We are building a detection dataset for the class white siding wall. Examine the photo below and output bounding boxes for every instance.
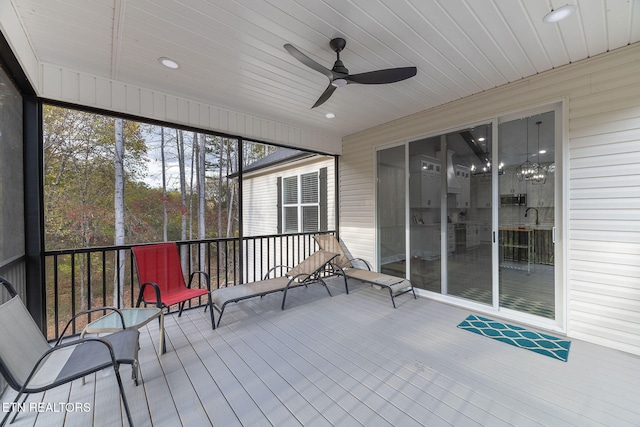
[243,157,335,236]
[341,43,640,356]
[243,171,279,238]
[243,157,335,281]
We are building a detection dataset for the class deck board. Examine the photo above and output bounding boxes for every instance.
[167,313,243,427]
[310,292,566,426]
[2,277,640,426]
[133,325,180,426]
[155,315,212,426]
[224,321,353,426]
[288,307,498,426]
[220,328,329,426]
[186,310,268,427]
[221,310,363,426]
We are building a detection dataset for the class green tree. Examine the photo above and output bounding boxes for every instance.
[44,106,146,311]
[44,106,147,250]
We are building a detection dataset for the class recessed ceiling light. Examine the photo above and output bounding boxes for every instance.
[158,57,180,69]
[325,113,336,119]
[478,137,486,142]
[539,149,547,154]
[543,5,577,23]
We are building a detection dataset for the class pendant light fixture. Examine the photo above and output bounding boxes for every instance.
[516,118,541,182]
[532,121,547,184]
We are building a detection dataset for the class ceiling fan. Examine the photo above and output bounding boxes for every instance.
[284,38,417,108]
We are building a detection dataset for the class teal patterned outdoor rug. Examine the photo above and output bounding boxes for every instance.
[457,314,571,362]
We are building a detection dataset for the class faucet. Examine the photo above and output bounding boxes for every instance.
[525,207,539,225]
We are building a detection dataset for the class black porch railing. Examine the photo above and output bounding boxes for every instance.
[43,231,334,340]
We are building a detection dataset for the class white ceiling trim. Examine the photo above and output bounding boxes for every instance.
[38,61,342,154]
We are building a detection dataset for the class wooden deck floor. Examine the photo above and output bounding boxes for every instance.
[3,278,640,426]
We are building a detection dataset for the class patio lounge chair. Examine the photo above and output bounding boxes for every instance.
[0,277,138,426]
[132,242,215,329]
[314,235,417,308]
[211,250,338,327]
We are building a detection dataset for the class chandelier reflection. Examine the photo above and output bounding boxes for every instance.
[516,118,544,182]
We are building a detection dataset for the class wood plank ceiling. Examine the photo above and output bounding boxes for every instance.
[8,0,640,138]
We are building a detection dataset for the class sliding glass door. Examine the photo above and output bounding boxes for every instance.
[443,125,494,303]
[407,125,493,304]
[377,145,406,278]
[497,112,556,318]
[376,107,560,323]
[407,136,441,292]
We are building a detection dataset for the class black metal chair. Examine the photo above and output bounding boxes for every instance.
[0,277,138,426]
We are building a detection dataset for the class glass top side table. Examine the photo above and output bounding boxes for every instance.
[82,307,165,355]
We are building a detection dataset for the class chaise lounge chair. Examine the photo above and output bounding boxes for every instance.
[211,250,338,327]
[314,235,417,308]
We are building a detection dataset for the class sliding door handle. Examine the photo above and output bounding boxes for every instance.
[552,227,557,243]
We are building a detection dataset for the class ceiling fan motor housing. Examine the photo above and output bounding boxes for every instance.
[332,59,348,75]
[330,38,348,74]
[329,38,346,53]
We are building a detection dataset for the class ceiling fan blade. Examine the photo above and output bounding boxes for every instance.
[312,84,337,108]
[346,67,417,85]
[284,44,334,80]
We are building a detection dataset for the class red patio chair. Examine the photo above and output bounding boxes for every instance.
[132,242,215,329]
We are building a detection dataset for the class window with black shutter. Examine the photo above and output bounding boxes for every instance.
[279,168,327,233]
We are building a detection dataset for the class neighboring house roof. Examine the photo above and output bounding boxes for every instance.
[233,148,315,177]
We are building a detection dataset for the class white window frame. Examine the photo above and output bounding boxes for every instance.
[282,172,320,233]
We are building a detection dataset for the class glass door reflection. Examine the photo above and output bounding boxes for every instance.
[377,145,406,278]
[498,112,555,319]
[408,136,442,292]
[407,124,493,303]
[444,125,493,304]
